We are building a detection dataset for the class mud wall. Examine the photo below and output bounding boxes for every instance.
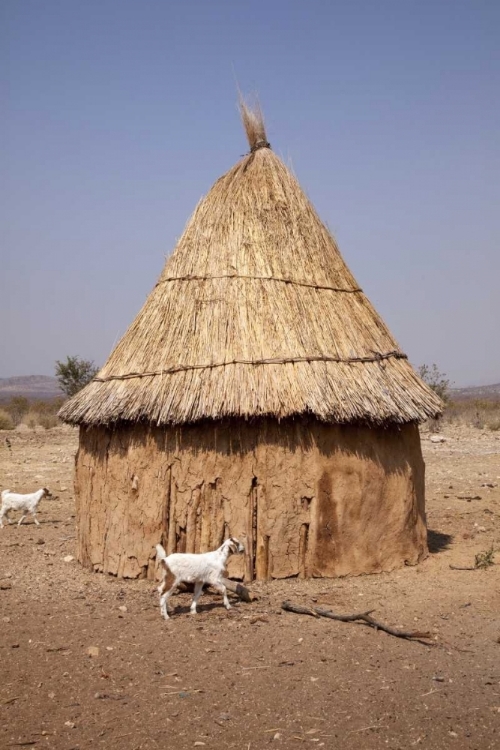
[74,419,427,580]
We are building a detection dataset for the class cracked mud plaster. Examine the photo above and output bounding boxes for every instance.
[74,420,427,580]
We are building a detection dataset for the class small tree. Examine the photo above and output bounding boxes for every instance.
[55,356,98,398]
[417,364,451,404]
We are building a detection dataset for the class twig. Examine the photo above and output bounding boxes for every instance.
[221,577,258,602]
[350,725,388,734]
[282,601,433,643]
[449,565,476,571]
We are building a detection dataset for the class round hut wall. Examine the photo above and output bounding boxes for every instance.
[75,418,427,580]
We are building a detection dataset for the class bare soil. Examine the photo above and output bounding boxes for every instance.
[1,425,499,750]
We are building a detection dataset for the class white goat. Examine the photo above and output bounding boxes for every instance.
[0,488,52,528]
[156,537,245,620]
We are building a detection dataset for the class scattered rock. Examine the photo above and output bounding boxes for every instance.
[64,721,76,729]
[35,538,45,545]
[118,605,127,613]
[430,435,447,443]
[86,646,100,658]
[63,555,74,563]
[0,581,12,590]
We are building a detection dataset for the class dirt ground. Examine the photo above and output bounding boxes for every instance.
[1,425,499,750]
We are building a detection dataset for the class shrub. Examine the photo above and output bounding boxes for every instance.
[0,408,14,430]
[5,396,30,425]
[22,410,60,430]
[475,546,495,569]
[417,364,451,403]
[443,398,500,429]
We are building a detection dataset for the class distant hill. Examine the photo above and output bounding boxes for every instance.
[0,375,64,402]
[1,374,498,404]
[450,383,500,401]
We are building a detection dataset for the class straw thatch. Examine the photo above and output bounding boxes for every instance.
[60,104,442,427]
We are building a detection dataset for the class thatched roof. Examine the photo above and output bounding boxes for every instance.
[60,103,442,427]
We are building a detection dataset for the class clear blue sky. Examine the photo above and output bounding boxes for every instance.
[2,0,499,387]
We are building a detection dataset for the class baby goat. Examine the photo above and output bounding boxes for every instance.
[0,488,52,528]
[156,537,245,620]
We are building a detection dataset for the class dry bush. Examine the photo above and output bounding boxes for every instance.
[443,399,500,431]
[3,396,30,425]
[2,397,64,430]
[0,408,14,430]
[24,411,60,429]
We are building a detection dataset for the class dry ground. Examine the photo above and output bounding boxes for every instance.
[0,425,499,750]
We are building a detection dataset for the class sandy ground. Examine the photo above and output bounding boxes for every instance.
[0,424,499,750]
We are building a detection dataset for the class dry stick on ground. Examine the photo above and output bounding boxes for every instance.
[220,577,258,602]
[449,564,477,571]
[176,578,257,603]
[281,601,433,643]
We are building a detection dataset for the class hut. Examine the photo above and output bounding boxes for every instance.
[60,103,442,581]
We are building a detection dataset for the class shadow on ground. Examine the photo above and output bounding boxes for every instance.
[427,528,453,553]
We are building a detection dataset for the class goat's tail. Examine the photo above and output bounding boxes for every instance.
[156,543,167,561]
[1,490,10,501]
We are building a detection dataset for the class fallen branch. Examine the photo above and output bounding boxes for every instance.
[281,601,433,642]
[176,579,257,602]
[221,577,258,603]
[449,565,476,571]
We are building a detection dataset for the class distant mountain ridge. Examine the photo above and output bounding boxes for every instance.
[0,374,498,403]
[450,383,500,401]
[0,375,64,401]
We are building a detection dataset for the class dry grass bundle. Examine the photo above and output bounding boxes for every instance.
[239,96,269,150]
[60,103,442,427]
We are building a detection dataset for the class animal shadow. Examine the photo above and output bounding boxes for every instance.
[427,528,453,553]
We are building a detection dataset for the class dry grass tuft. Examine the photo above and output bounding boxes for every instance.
[239,96,269,151]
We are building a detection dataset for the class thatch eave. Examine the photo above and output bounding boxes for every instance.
[58,356,443,428]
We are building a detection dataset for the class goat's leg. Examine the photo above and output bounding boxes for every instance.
[18,514,26,526]
[212,581,232,610]
[159,577,180,620]
[190,581,204,615]
[32,512,40,526]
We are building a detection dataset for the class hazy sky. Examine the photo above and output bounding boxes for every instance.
[2,1,499,387]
